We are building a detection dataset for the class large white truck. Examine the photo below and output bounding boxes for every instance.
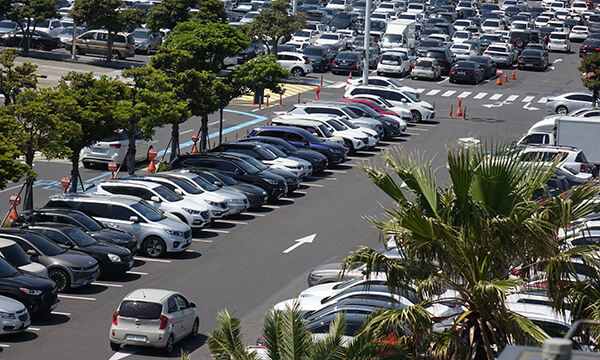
[519,116,600,164]
[382,19,416,49]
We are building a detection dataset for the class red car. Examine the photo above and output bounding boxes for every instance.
[340,98,411,126]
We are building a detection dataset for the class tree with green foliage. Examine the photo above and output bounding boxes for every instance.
[231,55,289,104]
[208,303,411,359]
[342,144,600,359]
[579,53,600,106]
[71,0,145,61]
[56,72,127,192]
[244,0,306,55]
[146,0,196,33]
[0,0,60,55]
[0,115,32,191]
[119,66,189,173]
[0,89,80,209]
[0,49,38,105]
[194,0,228,23]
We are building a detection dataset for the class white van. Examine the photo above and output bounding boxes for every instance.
[383,19,416,49]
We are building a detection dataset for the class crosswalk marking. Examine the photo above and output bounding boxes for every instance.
[474,92,487,99]
[505,95,519,102]
[426,89,440,96]
[490,93,503,100]
[235,84,316,102]
[415,88,425,93]
[441,90,456,97]
[457,91,472,98]
[538,97,548,103]
[522,96,535,102]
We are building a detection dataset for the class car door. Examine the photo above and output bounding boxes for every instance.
[166,296,185,340]
[93,32,109,55]
[276,54,292,70]
[107,204,142,236]
[78,31,95,54]
[174,294,195,336]
[40,229,74,249]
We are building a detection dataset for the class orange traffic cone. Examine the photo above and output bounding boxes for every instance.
[191,143,198,153]
[496,73,502,85]
[504,72,508,83]
[147,158,156,173]
[347,72,352,84]
[512,71,516,80]
[7,207,18,224]
[455,98,463,117]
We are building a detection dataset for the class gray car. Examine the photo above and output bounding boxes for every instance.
[0,230,99,292]
[545,92,594,114]
[132,28,162,55]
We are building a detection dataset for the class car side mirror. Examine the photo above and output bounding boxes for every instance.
[174,188,183,195]
[26,249,37,257]
[151,196,161,203]
[213,181,223,187]
[235,168,243,175]
[129,216,140,223]
[401,98,407,103]
[189,302,196,308]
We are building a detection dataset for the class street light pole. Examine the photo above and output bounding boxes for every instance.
[71,2,77,60]
[362,0,371,84]
[292,0,297,14]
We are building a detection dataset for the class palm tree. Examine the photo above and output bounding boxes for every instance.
[207,303,412,359]
[341,143,600,359]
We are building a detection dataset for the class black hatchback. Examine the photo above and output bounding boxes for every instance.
[580,39,600,57]
[449,61,484,84]
[425,48,455,75]
[518,49,548,71]
[331,51,363,75]
[467,56,497,78]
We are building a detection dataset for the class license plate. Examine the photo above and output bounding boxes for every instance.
[458,71,466,75]
[126,335,147,342]
[526,63,533,67]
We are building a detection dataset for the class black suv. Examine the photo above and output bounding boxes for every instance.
[425,47,455,75]
[509,30,533,50]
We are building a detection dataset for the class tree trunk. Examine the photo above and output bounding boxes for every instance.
[272,38,279,56]
[169,122,180,163]
[22,150,35,210]
[200,114,209,151]
[127,131,136,175]
[69,150,80,193]
[106,33,115,62]
[477,318,495,360]
[219,108,224,145]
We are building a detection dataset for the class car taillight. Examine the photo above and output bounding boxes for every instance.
[548,38,552,42]
[109,143,121,148]
[352,62,358,66]
[581,46,586,50]
[484,51,490,54]
[431,66,435,71]
[581,164,586,172]
[113,311,119,325]
[596,47,600,50]
[332,60,337,66]
[510,268,522,276]
[305,59,310,64]
[519,58,524,61]
[564,40,568,43]
[467,70,474,75]
[547,98,553,102]
[412,65,415,69]
[159,315,169,330]
[450,69,456,73]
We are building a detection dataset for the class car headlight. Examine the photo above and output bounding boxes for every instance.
[107,253,121,263]
[206,201,220,207]
[183,207,202,215]
[165,229,184,237]
[0,312,15,319]
[265,178,278,185]
[330,147,342,154]
[19,288,42,296]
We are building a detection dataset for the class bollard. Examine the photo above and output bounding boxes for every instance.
[246,128,249,135]
[297,93,301,104]
[280,94,283,106]
[463,106,466,120]
[266,95,270,107]
[235,132,239,139]
[258,97,262,110]
[315,87,320,100]
[320,75,323,87]
[450,104,453,118]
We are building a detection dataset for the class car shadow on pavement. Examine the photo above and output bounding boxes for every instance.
[286,192,306,199]
[271,198,294,206]
[111,272,143,282]
[246,206,275,214]
[469,117,506,124]
[348,152,376,158]
[0,330,38,343]
[33,313,70,326]
[64,283,108,295]
[130,334,208,358]
[193,229,219,238]
[210,221,236,229]
[166,251,202,260]
[229,213,256,221]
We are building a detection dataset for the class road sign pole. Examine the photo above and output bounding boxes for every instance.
[363,0,372,84]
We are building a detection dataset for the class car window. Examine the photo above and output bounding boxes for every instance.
[130,201,165,221]
[167,297,178,313]
[174,294,188,310]
[78,202,110,218]
[62,227,97,247]
[0,243,31,267]
[70,212,103,231]
[120,300,163,319]
[41,229,72,246]
[15,233,64,256]
[284,131,305,142]
[97,32,109,41]
[110,205,136,221]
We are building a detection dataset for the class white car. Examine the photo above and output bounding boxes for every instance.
[547,31,571,52]
[288,30,316,46]
[506,301,571,337]
[376,2,400,14]
[347,76,421,99]
[406,3,425,14]
[0,295,30,334]
[314,32,345,50]
[377,51,412,76]
[481,19,504,33]
[451,43,477,60]
[325,0,351,11]
[569,25,589,41]
[299,273,389,299]
[452,30,472,44]
[453,19,473,31]
[428,33,453,47]
[110,289,199,353]
[276,52,313,77]
[571,1,588,13]
[510,20,534,31]
[239,11,259,25]
[554,9,571,20]
[81,130,153,169]
[484,43,515,67]
[534,16,551,28]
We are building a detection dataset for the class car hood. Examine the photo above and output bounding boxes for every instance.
[299,282,338,298]
[335,128,369,138]
[80,242,131,257]
[227,183,267,196]
[90,227,135,243]
[288,156,312,167]
[304,54,326,61]
[311,262,344,274]
[294,149,328,161]
[49,250,98,268]
[268,168,298,180]
[212,188,248,201]
[0,294,27,312]
[158,216,191,232]
[2,271,56,292]
[20,263,48,277]
[265,158,301,168]
[170,197,209,212]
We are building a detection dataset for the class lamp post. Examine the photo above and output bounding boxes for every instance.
[362,0,371,84]
[71,3,77,60]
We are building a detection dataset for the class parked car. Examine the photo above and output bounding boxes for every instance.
[0,295,30,334]
[377,51,411,77]
[509,30,534,50]
[0,239,47,277]
[132,28,162,55]
[33,18,64,37]
[0,20,17,35]
[110,289,199,353]
[58,26,86,48]
[302,45,334,72]
[69,30,135,59]
[546,92,594,114]
[579,39,600,57]
[484,43,515,67]
[0,30,60,51]
[569,26,589,42]
[449,60,485,84]
[331,51,363,75]
[547,32,571,52]
[237,42,265,63]
[467,55,497,78]
[80,130,153,169]
[517,49,549,71]
[276,52,313,76]
[46,194,193,258]
[425,48,455,75]
[221,152,301,193]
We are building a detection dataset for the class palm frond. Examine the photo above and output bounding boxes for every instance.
[263,308,282,360]
[310,314,346,360]
[278,301,312,360]
[207,309,249,360]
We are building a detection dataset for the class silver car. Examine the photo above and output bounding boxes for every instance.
[46,194,193,258]
[0,295,30,334]
[110,288,199,353]
[545,92,594,114]
[132,28,162,55]
[411,57,442,80]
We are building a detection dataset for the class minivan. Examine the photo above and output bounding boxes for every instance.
[70,30,135,59]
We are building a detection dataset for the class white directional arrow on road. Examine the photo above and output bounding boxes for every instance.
[283,234,317,254]
[522,102,540,111]
[482,103,503,108]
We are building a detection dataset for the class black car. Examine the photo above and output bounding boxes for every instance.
[1,30,60,50]
[449,61,484,84]
[336,102,401,139]
[237,42,264,63]
[517,49,548,71]
[524,43,549,57]
[467,55,497,78]
[0,257,57,318]
[189,169,268,209]
[329,12,354,29]
[168,154,288,201]
[11,208,138,254]
[426,47,455,75]
[276,44,298,54]
[25,224,133,277]
[416,38,444,57]
[580,39,600,57]
[509,30,534,50]
[303,45,334,72]
[235,136,329,173]
[331,51,363,75]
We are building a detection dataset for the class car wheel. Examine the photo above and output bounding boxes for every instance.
[343,140,354,154]
[146,46,151,55]
[190,319,199,337]
[163,334,175,354]
[142,236,166,258]
[556,105,568,115]
[75,46,84,55]
[410,110,422,123]
[110,341,120,351]
[291,67,304,76]
[48,269,70,292]
[82,161,91,169]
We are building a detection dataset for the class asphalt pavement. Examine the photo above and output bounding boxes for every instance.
[0,46,588,359]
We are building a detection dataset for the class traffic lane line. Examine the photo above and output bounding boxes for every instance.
[57,294,96,301]
[133,257,172,263]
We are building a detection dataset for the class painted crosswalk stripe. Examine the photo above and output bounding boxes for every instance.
[457,91,472,98]
[538,97,548,103]
[490,94,503,100]
[441,90,456,97]
[522,96,535,102]
[505,95,519,102]
[474,92,487,99]
[415,88,425,93]
[426,89,440,96]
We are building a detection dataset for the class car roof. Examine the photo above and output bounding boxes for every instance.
[124,288,179,302]
[26,222,78,231]
[48,193,140,206]
[278,51,303,57]
[0,238,17,249]
[103,179,162,189]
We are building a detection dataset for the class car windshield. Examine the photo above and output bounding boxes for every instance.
[522,50,541,56]
[0,21,15,29]
[294,32,310,37]
[483,20,499,26]
[453,44,470,50]
[337,117,359,129]
[255,147,278,160]
[62,227,97,247]
[403,91,420,102]
[550,33,567,39]
[168,176,204,194]
[0,244,31,267]
[318,124,334,137]
[455,32,469,38]
[303,47,324,56]
[337,52,359,60]
[0,258,18,277]
[321,34,338,40]
[71,212,103,231]
[383,34,403,42]
[119,300,163,319]
[131,201,166,221]
[154,186,182,202]
[204,171,238,186]
[262,144,287,157]
[238,156,269,171]
[326,119,346,131]
[133,30,149,39]
[417,59,433,67]
[420,39,441,47]
[24,232,65,256]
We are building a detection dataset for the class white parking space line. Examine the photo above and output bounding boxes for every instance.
[58,294,96,301]
[437,78,448,84]
[457,91,472,98]
[441,90,456,97]
[52,311,71,316]
[325,169,347,173]
[28,327,40,331]
[243,212,266,217]
[180,129,195,135]
[343,163,360,166]
[415,88,425,93]
[489,93,503,100]
[203,229,230,234]
[109,349,138,360]
[505,95,519,102]
[133,257,172,263]
[126,271,148,276]
[214,219,248,225]
[92,281,123,288]
[192,239,214,243]
[295,190,308,194]
[303,183,324,187]
[404,132,420,136]
[325,177,338,180]
[522,96,535,102]
[410,127,429,131]
[414,123,437,127]
[0,344,10,348]
[474,92,487,99]
[538,97,548,103]
[426,89,440,96]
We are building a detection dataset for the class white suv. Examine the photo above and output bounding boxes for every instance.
[276,52,313,76]
[514,145,597,184]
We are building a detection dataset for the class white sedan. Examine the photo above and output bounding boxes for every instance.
[81,130,153,168]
